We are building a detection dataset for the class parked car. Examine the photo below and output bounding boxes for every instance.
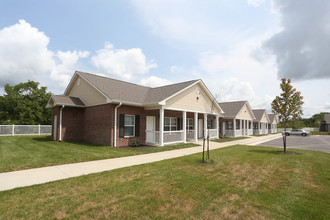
[284,129,311,137]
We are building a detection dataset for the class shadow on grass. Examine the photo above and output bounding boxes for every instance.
[32,136,106,148]
[32,136,51,142]
[249,149,302,155]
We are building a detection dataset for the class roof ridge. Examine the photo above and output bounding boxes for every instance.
[219,100,247,104]
[77,71,151,89]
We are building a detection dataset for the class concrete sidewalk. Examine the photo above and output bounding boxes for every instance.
[0,133,281,192]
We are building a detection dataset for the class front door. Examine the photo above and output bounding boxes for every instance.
[146,116,155,143]
[198,119,203,138]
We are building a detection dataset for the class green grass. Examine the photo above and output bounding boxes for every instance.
[212,136,249,143]
[0,135,198,173]
[310,131,330,135]
[0,145,329,219]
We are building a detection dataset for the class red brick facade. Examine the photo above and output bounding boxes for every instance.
[52,104,218,147]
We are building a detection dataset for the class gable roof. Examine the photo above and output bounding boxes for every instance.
[268,113,277,123]
[68,71,199,105]
[218,101,254,118]
[252,109,270,122]
[47,95,85,108]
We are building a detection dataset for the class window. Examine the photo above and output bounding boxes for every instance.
[207,119,213,129]
[186,118,194,131]
[226,122,233,130]
[164,117,177,131]
[124,115,135,137]
[236,120,240,130]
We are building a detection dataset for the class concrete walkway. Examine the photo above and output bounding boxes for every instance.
[0,133,281,192]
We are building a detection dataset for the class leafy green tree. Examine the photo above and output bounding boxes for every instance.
[272,78,304,153]
[0,81,51,125]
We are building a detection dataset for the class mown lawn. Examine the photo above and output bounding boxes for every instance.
[0,135,198,173]
[1,145,329,219]
[212,136,249,142]
[311,131,330,135]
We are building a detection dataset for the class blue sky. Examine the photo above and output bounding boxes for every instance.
[1,0,329,117]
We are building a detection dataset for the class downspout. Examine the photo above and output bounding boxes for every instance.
[59,105,65,142]
[114,102,122,147]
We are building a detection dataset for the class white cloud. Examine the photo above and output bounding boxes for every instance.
[91,42,157,81]
[140,76,172,87]
[247,0,265,7]
[0,20,89,90]
[50,50,89,88]
[0,19,55,87]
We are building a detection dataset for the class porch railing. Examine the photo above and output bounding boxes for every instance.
[225,130,234,137]
[145,130,184,145]
[208,129,218,139]
[186,130,195,141]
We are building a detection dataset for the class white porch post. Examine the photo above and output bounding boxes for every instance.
[159,108,164,146]
[204,113,207,138]
[222,121,225,136]
[183,111,186,143]
[216,115,219,138]
[194,112,198,142]
[233,118,236,137]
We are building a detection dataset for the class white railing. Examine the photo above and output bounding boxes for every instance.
[186,130,195,140]
[235,129,242,137]
[248,129,253,135]
[208,129,218,139]
[0,125,52,136]
[164,130,184,143]
[225,130,234,137]
[253,129,260,135]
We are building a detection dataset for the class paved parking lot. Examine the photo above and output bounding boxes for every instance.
[257,135,330,153]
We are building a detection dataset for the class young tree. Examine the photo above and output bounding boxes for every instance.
[271,78,304,153]
[0,81,51,125]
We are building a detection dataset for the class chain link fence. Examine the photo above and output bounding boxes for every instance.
[0,125,52,136]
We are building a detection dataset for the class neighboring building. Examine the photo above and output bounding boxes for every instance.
[47,71,224,147]
[320,114,330,132]
[252,109,270,135]
[267,113,278,133]
[218,101,256,138]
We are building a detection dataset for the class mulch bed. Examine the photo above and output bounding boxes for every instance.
[118,145,154,149]
[198,160,215,164]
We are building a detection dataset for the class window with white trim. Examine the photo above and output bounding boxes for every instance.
[226,122,233,130]
[164,117,177,131]
[186,118,194,131]
[124,115,135,137]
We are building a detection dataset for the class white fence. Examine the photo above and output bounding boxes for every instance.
[0,125,52,136]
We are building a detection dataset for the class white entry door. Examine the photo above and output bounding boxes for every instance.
[198,119,203,138]
[53,115,57,141]
[146,116,155,143]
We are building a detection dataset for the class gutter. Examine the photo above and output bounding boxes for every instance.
[113,102,122,147]
[59,105,65,142]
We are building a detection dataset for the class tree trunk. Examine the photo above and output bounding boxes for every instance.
[283,123,287,153]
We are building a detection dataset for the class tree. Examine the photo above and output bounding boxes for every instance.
[271,78,304,153]
[0,81,51,125]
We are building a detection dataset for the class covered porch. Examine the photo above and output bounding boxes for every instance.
[253,122,269,135]
[220,118,253,138]
[145,108,219,146]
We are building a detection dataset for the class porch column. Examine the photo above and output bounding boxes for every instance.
[204,113,207,138]
[159,108,164,146]
[194,112,198,142]
[183,111,186,143]
[216,115,219,138]
[233,118,236,137]
[222,121,225,136]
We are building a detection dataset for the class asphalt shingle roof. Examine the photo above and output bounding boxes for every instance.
[51,95,85,107]
[218,101,247,118]
[252,109,267,121]
[77,71,199,104]
[268,113,276,123]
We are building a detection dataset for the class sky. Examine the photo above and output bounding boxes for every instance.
[0,0,329,117]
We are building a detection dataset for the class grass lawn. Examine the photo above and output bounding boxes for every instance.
[310,131,330,135]
[0,135,198,173]
[1,145,329,219]
[212,136,249,143]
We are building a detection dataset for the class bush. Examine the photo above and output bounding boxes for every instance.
[130,138,141,147]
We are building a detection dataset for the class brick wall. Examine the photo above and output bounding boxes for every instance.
[83,104,113,146]
[61,107,84,142]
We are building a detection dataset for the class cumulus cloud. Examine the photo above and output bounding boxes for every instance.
[0,20,89,90]
[0,20,54,87]
[50,51,89,88]
[247,0,265,7]
[91,42,157,81]
[140,76,172,87]
[263,0,330,80]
